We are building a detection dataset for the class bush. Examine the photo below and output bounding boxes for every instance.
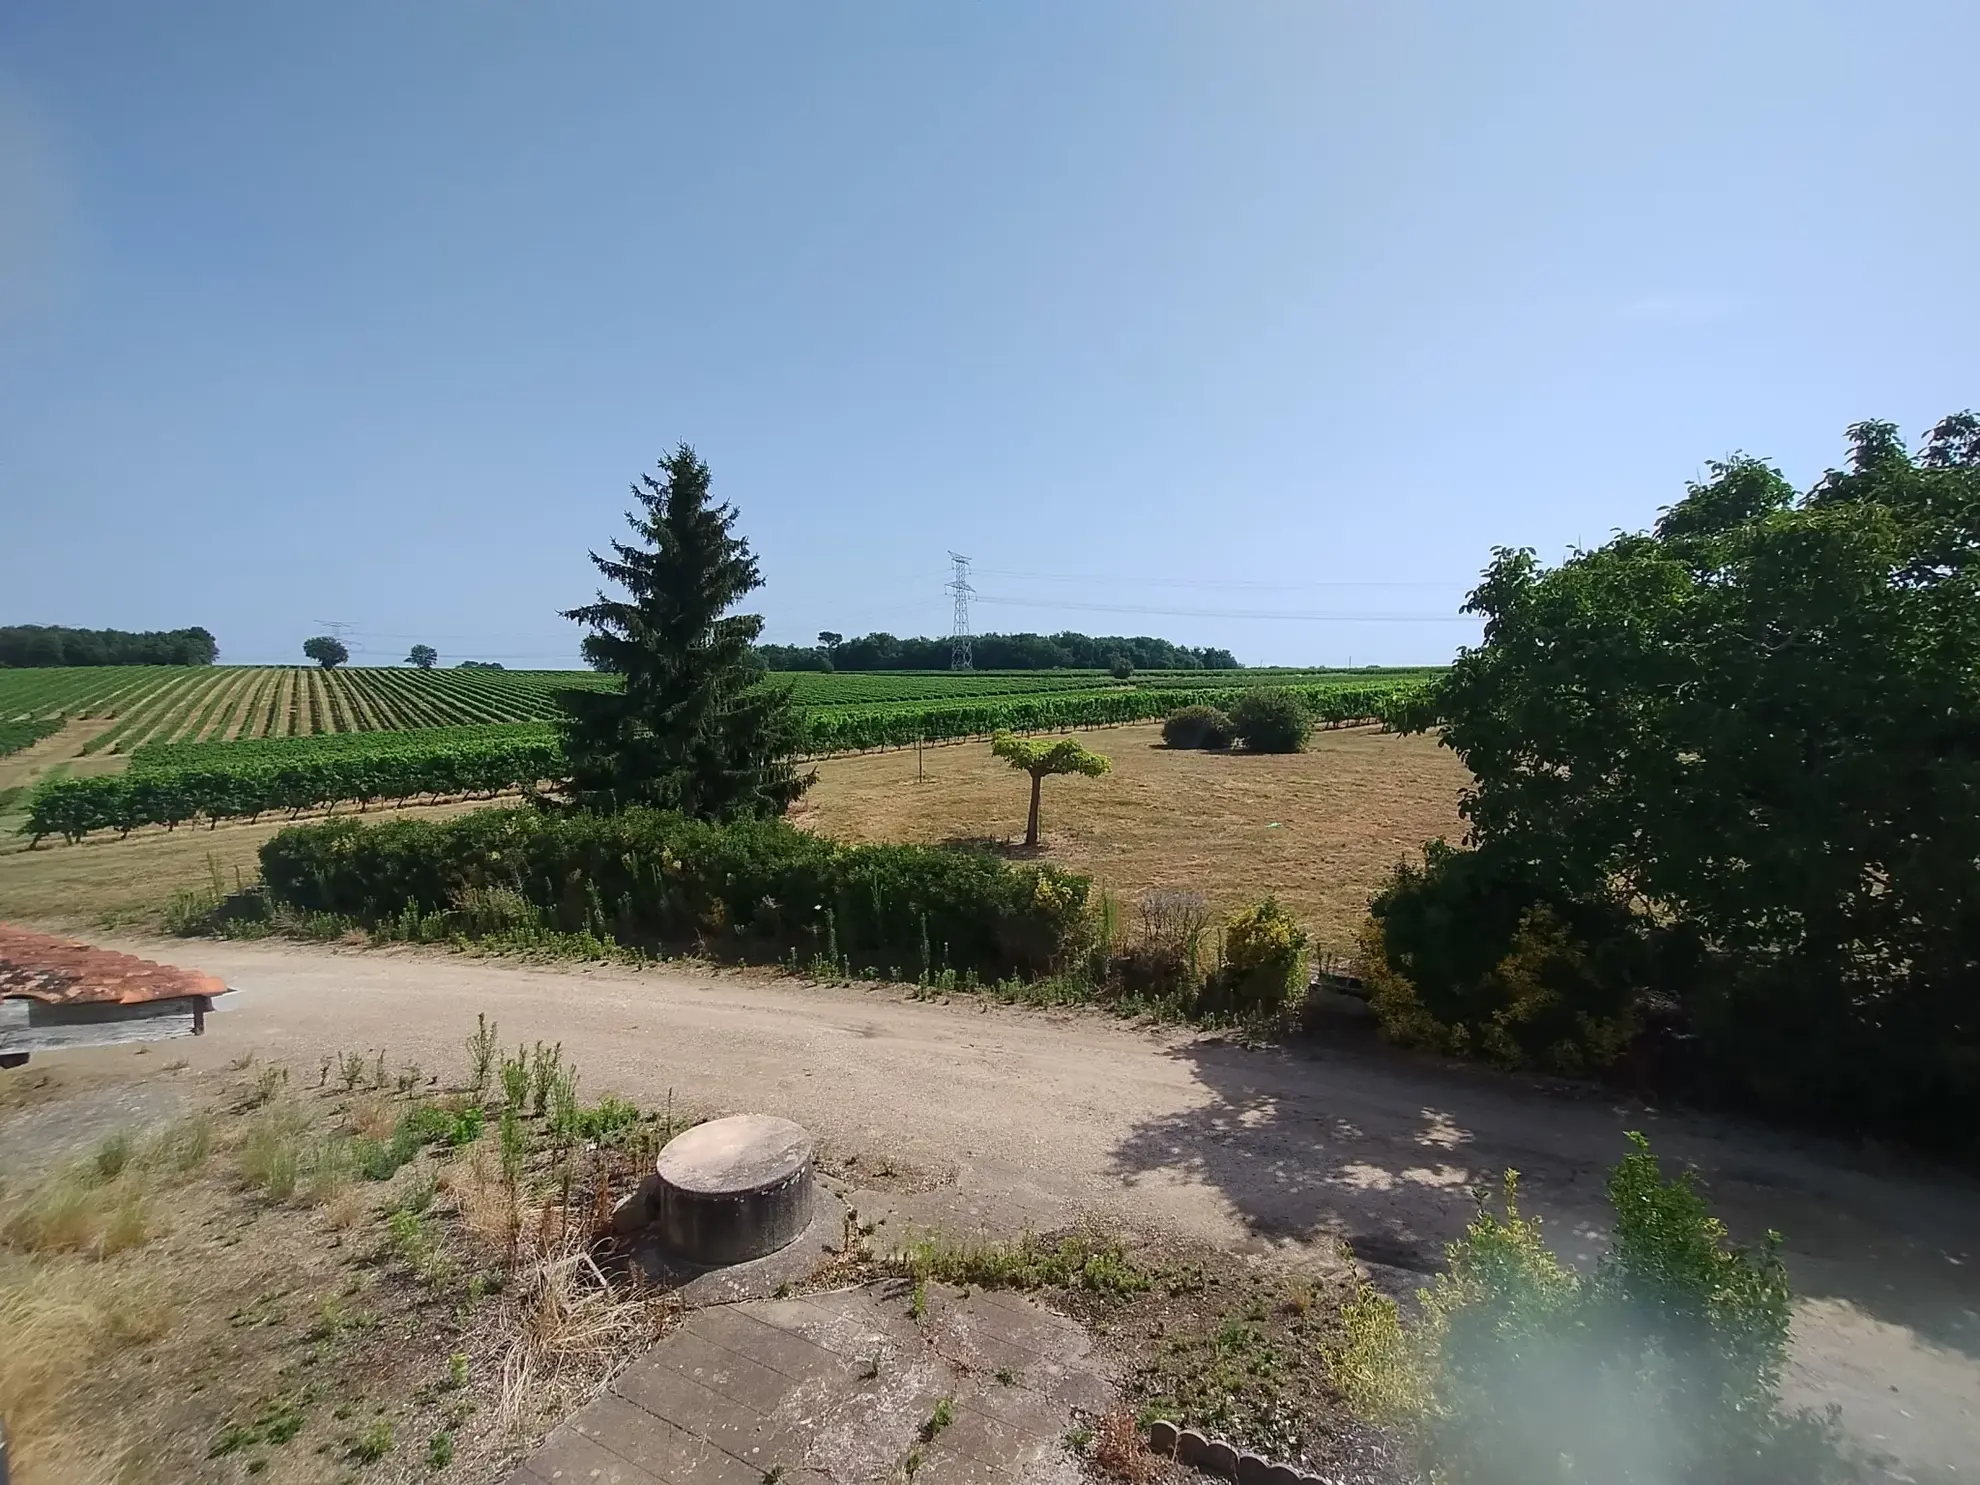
[1228,688,1312,753]
[1108,656,1134,681]
[1195,897,1309,1019]
[1160,705,1235,750]
[258,807,1093,981]
[1327,1135,1854,1485]
[1359,842,1642,1076]
[1113,889,1209,1000]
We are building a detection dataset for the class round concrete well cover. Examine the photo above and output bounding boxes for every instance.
[655,1114,815,1266]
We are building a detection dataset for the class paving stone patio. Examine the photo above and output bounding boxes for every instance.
[509,1280,1110,1484]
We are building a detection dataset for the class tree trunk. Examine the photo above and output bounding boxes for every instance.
[1026,771,1042,848]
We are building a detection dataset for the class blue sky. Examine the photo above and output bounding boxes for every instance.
[2,2,1974,668]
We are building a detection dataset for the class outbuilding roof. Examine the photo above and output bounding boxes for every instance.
[0,924,228,1007]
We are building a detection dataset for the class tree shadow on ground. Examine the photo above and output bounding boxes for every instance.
[1108,1028,1980,1359]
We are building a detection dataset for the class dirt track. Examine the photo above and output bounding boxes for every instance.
[32,938,1980,1472]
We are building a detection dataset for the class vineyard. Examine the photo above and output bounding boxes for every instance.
[0,664,1434,745]
[0,666,619,753]
[10,667,1437,842]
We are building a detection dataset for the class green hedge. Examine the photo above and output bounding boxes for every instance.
[259,807,1093,980]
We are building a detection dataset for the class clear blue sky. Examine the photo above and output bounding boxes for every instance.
[3,3,1974,668]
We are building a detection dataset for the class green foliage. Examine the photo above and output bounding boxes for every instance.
[405,644,438,669]
[897,1231,1152,1297]
[1374,414,1980,1149]
[0,623,216,668]
[1328,1136,1847,1485]
[259,806,1094,981]
[1197,898,1309,1019]
[558,444,811,819]
[1228,687,1312,753]
[990,730,1112,847]
[1108,655,1133,680]
[1360,842,1641,1075]
[302,635,348,670]
[1160,704,1235,750]
[0,716,63,759]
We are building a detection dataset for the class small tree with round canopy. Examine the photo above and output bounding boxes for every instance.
[302,635,348,669]
[405,643,438,669]
[990,730,1111,848]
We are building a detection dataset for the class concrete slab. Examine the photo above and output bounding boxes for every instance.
[506,1280,1112,1484]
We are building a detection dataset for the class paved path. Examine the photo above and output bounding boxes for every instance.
[517,1282,1105,1484]
[64,938,1980,1472]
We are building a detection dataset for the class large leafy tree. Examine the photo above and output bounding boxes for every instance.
[302,635,348,669]
[1374,414,1980,1145]
[558,445,811,819]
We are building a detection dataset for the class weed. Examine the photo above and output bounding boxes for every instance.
[339,1050,367,1091]
[568,1093,640,1143]
[762,1468,787,1485]
[920,1396,954,1442]
[529,1041,563,1115]
[902,1448,924,1479]
[239,1103,313,1201]
[144,1113,214,1173]
[371,1049,388,1089]
[91,1130,134,1182]
[1064,1424,1095,1450]
[907,1280,927,1320]
[387,1209,452,1286]
[467,1014,498,1093]
[209,1423,257,1458]
[444,1351,469,1390]
[995,1366,1016,1386]
[428,1429,455,1468]
[350,1419,394,1463]
[397,1061,423,1094]
[1089,1406,1160,1482]
[498,1045,531,1109]
[250,1064,292,1109]
[896,1232,1151,1299]
[228,1051,257,1071]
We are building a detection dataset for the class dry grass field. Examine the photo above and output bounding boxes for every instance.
[0,799,495,931]
[0,723,1472,954]
[794,722,1472,956]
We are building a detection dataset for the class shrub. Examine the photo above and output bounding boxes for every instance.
[259,807,1093,981]
[1327,1135,1852,1485]
[1228,688,1312,753]
[1359,841,1642,1076]
[1196,897,1309,1019]
[1108,656,1134,681]
[1113,889,1209,1000]
[1160,705,1234,751]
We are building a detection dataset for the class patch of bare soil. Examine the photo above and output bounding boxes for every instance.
[794,724,1472,955]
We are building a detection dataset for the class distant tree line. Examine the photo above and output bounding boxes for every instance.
[0,624,218,668]
[754,630,1241,672]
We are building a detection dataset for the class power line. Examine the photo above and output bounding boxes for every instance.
[971,595,1481,623]
[973,567,1471,592]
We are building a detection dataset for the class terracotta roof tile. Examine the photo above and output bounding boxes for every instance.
[0,924,227,1007]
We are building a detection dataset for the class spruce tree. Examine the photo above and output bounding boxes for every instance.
[558,445,811,818]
